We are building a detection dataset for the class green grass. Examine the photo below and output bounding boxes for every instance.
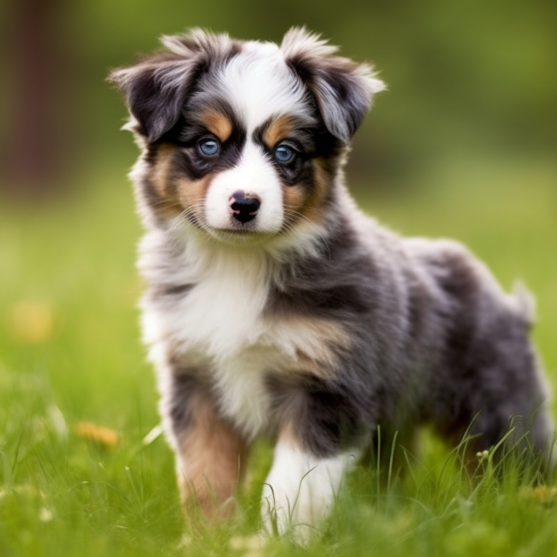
[1,155,556,556]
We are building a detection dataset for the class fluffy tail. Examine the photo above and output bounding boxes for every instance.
[512,281,536,327]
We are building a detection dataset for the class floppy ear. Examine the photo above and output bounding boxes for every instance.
[108,55,203,143]
[281,28,386,143]
[109,29,241,143]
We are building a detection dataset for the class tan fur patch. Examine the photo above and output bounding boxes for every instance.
[263,116,332,229]
[146,144,182,217]
[176,392,247,518]
[176,175,212,223]
[282,158,330,229]
[151,144,176,198]
[308,159,330,215]
[296,317,350,376]
[277,420,301,447]
[263,115,296,147]
[200,111,233,143]
[301,158,330,225]
[295,349,330,378]
[282,184,307,226]
[273,315,351,380]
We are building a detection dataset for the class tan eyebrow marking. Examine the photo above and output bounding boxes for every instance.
[263,115,297,146]
[200,111,233,142]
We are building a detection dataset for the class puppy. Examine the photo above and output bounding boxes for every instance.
[110,28,555,539]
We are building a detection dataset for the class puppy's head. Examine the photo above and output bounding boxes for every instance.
[109,28,385,244]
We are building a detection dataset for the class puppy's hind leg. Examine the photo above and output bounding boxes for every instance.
[437,344,555,480]
[479,361,554,479]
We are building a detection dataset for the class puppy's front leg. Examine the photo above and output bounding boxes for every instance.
[261,429,358,542]
[166,375,247,518]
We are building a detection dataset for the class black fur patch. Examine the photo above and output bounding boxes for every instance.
[286,55,372,142]
[109,37,243,143]
[267,373,369,456]
[253,116,340,187]
[122,57,204,142]
[167,372,201,438]
[171,97,247,181]
[267,217,377,319]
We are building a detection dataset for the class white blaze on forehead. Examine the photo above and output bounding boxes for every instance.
[200,44,318,235]
[204,141,284,232]
[216,43,311,132]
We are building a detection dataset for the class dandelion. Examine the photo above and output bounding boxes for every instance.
[229,534,266,557]
[177,535,192,549]
[522,485,557,505]
[39,507,54,522]
[0,485,45,500]
[10,301,54,343]
[74,421,119,447]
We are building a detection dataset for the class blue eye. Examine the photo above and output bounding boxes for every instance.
[274,144,295,163]
[198,138,220,156]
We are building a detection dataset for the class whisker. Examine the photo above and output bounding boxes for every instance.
[278,210,332,261]
[147,197,180,208]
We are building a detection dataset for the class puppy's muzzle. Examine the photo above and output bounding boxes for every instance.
[229,190,261,224]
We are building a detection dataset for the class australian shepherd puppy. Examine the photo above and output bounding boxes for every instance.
[110,28,555,539]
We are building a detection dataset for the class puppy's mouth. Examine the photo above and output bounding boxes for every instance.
[205,226,275,246]
[183,209,279,246]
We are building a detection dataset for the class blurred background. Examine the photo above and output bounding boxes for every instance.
[0,0,556,422]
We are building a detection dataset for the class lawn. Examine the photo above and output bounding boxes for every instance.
[1,155,556,557]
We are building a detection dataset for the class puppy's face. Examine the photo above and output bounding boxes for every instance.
[110,29,385,244]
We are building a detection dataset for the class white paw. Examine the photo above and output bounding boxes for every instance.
[261,443,358,542]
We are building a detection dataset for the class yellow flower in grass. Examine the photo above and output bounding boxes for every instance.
[522,485,557,505]
[229,535,266,557]
[10,301,54,343]
[74,421,119,448]
[0,485,46,500]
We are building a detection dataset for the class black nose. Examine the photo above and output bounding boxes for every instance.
[229,190,261,224]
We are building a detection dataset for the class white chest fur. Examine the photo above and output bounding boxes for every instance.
[140,230,301,439]
[174,251,280,438]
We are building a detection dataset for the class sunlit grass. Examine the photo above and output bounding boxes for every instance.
[1,155,556,556]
